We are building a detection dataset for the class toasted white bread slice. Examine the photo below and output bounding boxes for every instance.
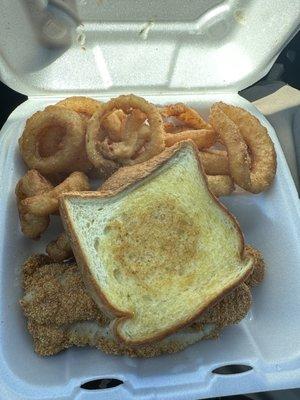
[60,141,253,345]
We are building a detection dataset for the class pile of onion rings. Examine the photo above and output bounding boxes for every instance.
[159,101,276,194]
[209,102,276,194]
[16,95,276,250]
[86,94,165,176]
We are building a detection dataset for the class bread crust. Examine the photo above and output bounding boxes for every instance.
[59,141,253,345]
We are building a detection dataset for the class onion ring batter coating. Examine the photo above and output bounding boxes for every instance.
[16,170,53,239]
[209,104,252,191]
[55,96,103,121]
[164,129,216,149]
[161,103,212,130]
[21,172,90,217]
[55,97,103,173]
[42,106,93,175]
[160,103,216,149]
[15,170,53,200]
[46,232,73,262]
[19,106,86,175]
[102,109,127,142]
[100,109,148,160]
[216,102,276,193]
[86,94,165,176]
[206,175,234,197]
[199,150,229,175]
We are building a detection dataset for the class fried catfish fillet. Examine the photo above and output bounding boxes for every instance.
[20,245,264,357]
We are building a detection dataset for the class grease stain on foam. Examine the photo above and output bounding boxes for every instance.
[139,20,155,40]
[234,9,246,25]
[76,25,86,50]
[42,17,68,40]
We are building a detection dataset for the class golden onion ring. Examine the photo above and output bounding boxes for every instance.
[160,103,212,130]
[209,104,252,191]
[164,129,216,149]
[86,94,165,176]
[19,106,86,175]
[160,103,216,149]
[56,96,103,121]
[216,102,276,193]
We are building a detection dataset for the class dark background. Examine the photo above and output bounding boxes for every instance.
[1,29,299,400]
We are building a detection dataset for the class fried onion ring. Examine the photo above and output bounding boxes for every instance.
[55,96,103,121]
[199,150,229,175]
[16,170,53,239]
[42,106,93,175]
[55,97,103,173]
[160,103,216,149]
[21,172,90,217]
[86,94,165,176]
[206,175,235,197]
[161,103,212,130]
[101,109,127,142]
[100,109,151,161]
[46,232,73,262]
[19,106,86,175]
[209,104,252,191]
[164,129,216,149]
[216,102,276,193]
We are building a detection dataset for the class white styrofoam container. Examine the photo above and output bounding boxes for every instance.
[0,1,300,399]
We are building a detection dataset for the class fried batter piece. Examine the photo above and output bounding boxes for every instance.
[21,256,101,325]
[16,170,53,239]
[192,283,251,339]
[20,247,264,357]
[46,232,73,262]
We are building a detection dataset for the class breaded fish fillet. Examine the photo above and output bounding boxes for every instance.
[20,246,264,357]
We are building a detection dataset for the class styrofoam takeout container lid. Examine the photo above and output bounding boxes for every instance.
[0,1,300,400]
